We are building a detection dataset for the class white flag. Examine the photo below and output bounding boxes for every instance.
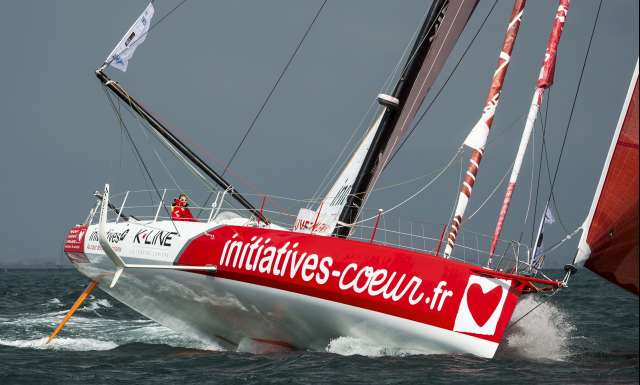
[105,3,155,72]
[543,206,555,224]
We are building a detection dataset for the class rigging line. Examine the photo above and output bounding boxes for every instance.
[524,108,535,224]
[530,92,549,249]
[536,225,582,260]
[221,0,328,177]
[103,87,156,205]
[104,0,189,68]
[537,89,570,235]
[384,0,499,168]
[129,104,186,196]
[118,88,237,215]
[308,4,432,207]
[506,287,562,332]
[197,0,328,216]
[307,101,378,208]
[370,107,527,196]
[310,2,450,209]
[103,87,180,233]
[463,160,513,223]
[505,289,560,332]
[539,94,571,235]
[119,96,220,204]
[351,147,463,226]
[544,0,603,239]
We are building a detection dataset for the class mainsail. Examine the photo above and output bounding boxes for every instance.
[574,60,639,295]
[322,0,479,237]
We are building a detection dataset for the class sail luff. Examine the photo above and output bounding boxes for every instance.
[487,0,570,260]
[333,0,479,237]
[442,0,527,258]
[575,60,638,265]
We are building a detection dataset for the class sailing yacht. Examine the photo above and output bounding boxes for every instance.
[60,0,638,358]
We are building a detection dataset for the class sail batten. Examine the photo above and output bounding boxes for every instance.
[575,60,639,295]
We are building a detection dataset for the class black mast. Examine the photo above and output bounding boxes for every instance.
[96,69,269,224]
[333,0,450,237]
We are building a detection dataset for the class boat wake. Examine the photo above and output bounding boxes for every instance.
[1,295,575,359]
[0,297,222,352]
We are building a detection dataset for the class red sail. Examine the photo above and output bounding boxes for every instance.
[577,60,639,295]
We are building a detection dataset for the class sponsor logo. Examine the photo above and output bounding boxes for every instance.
[453,275,510,335]
[125,31,136,47]
[133,229,178,247]
[218,234,455,311]
[88,229,129,244]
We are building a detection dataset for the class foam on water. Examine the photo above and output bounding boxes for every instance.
[0,337,117,351]
[45,298,62,306]
[504,296,575,361]
[78,298,113,312]
[0,309,223,352]
[325,336,422,357]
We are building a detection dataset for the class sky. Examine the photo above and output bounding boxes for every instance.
[0,0,637,267]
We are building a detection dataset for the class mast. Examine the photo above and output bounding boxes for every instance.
[96,70,269,224]
[333,0,478,237]
[442,0,527,258]
[487,0,570,262]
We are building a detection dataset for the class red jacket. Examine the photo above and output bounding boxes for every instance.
[171,199,197,222]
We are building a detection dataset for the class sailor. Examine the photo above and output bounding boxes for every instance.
[171,194,197,222]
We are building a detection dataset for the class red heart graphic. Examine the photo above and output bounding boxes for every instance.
[466,284,503,327]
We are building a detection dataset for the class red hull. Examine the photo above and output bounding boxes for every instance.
[177,226,539,345]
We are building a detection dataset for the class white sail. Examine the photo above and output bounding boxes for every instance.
[105,2,155,72]
[293,112,384,235]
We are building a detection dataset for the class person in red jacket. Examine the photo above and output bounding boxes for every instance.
[171,194,197,222]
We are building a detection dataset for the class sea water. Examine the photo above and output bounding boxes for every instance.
[0,269,637,384]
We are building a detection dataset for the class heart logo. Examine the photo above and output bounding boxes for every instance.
[466,284,503,327]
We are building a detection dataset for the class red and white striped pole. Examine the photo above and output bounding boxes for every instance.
[487,0,570,263]
[443,0,527,258]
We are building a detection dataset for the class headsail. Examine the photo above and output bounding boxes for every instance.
[329,0,479,237]
[574,59,639,295]
[293,112,384,235]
